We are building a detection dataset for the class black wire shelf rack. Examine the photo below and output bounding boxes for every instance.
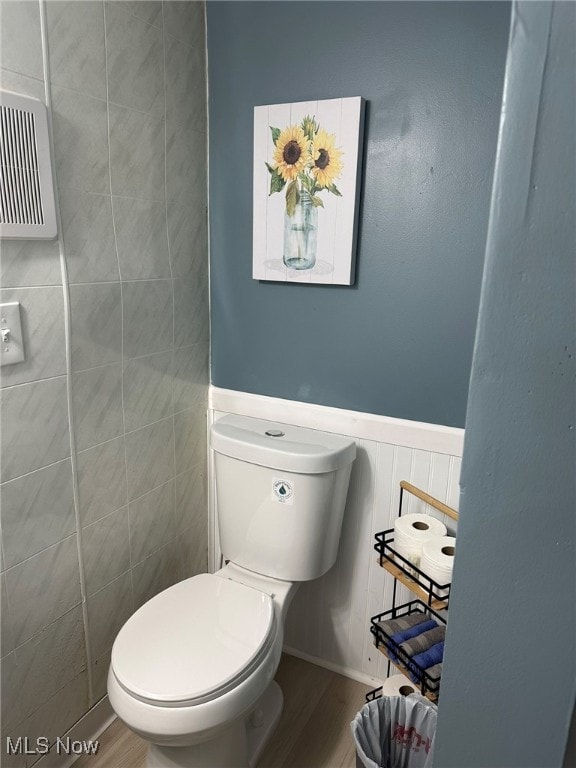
[369,599,447,701]
[374,529,452,610]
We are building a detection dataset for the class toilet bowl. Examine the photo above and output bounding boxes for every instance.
[108,415,356,768]
[108,567,297,766]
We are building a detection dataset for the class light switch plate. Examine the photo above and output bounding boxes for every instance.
[0,302,25,366]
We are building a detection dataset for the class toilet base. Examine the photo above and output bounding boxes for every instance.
[247,680,283,767]
[145,681,284,768]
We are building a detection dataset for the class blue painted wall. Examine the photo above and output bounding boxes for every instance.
[434,2,576,766]
[207,1,510,427]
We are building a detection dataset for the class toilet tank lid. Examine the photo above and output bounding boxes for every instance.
[211,415,356,474]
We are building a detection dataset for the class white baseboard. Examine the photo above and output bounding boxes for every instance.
[33,697,115,768]
[283,646,381,689]
[209,386,464,456]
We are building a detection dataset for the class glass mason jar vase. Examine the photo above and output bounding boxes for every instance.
[283,190,318,270]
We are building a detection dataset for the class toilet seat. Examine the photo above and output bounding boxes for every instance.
[111,573,275,707]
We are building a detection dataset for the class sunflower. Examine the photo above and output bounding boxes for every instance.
[273,125,309,182]
[301,115,318,139]
[311,129,343,188]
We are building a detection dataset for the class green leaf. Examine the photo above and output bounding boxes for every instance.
[265,162,276,175]
[269,169,286,195]
[285,180,299,216]
[270,126,281,145]
[329,183,342,197]
[311,196,324,208]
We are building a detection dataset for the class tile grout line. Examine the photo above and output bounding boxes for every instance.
[2,456,204,577]
[0,371,67,392]
[0,283,64,291]
[0,411,200,489]
[0,454,73,488]
[102,0,136,627]
[5,600,84,660]
[0,529,16,660]
[70,277,174,287]
[204,0,213,580]
[0,64,45,84]
[55,186,206,206]
[66,341,198,380]
[38,0,94,706]
[162,0,180,563]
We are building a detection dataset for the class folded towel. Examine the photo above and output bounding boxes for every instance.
[375,612,430,638]
[424,663,442,682]
[407,640,445,682]
[409,661,443,685]
[399,626,446,659]
[391,619,438,647]
[387,620,438,662]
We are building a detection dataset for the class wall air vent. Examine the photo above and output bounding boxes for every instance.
[0,90,57,239]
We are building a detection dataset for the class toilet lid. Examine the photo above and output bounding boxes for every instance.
[111,574,275,704]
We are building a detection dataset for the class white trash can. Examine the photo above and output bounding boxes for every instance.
[351,694,437,768]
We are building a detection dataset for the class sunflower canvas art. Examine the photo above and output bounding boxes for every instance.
[253,97,365,284]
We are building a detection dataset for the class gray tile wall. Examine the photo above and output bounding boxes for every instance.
[0,1,208,761]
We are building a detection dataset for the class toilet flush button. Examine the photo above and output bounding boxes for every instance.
[265,429,285,437]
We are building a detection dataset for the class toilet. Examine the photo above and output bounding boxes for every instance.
[107,414,356,768]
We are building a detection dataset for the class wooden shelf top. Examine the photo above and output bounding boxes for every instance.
[379,559,449,611]
[400,480,459,521]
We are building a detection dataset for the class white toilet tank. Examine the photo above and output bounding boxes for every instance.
[211,415,356,582]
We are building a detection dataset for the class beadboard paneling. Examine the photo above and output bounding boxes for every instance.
[208,388,462,686]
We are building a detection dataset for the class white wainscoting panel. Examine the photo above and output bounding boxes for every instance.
[208,387,463,687]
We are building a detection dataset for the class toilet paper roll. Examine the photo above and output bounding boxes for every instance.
[420,536,456,597]
[380,673,418,698]
[394,514,447,568]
